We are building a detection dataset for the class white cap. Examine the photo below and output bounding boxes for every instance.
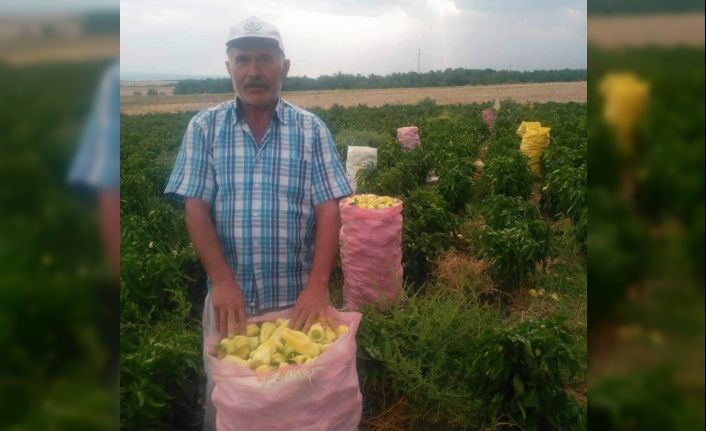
[226,16,285,55]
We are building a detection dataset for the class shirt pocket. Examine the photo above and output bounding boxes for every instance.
[272,157,310,203]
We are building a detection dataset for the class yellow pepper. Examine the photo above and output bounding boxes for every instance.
[259,322,277,344]
[307,323,325,343]
[323,326,337,343]
[250,339,276,368]
[335,325,349,338]
[254,364,272,373]
[223,355,250,368]
[246,323,260,337]
[291,354,311,365]
[282,328,321,358]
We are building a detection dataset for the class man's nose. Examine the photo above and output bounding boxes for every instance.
[245,61,261,79]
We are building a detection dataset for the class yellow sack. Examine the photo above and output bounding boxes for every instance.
[599,73,649,158]
[519,125,551,176]
[516,121,542,138]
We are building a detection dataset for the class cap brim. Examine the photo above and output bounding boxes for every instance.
[226,36,283,53]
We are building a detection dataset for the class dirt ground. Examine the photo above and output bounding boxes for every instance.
[119,81,587,115]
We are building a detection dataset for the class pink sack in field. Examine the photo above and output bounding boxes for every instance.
[339,196,403,311]
[396,126,420,150]
[482,108,496,129]
[205,305,363,431]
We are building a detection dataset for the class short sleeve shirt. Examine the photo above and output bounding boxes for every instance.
[68,60,120,191]
[165,98,352,315]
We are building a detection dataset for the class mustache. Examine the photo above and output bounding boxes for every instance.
[244,79,269,89]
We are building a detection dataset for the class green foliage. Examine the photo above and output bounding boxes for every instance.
[588,368,701,431]
[120,316,202,430]
[470,319,585,431]
[0,60,118,429]
[482,151,532,199]
[402,188,460,285]
[120,113,206,430]
[481,226,550,291]
[118,98,587,430]
[357,291,502,430]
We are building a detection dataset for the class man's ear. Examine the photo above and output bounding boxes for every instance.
[282,59,291,79]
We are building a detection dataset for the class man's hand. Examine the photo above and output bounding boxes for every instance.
[291,283,329,332]
[291,199,340,332]
[212,278,247,339]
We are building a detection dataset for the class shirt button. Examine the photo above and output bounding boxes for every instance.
[253,240,259,246]
[250,302,255,307]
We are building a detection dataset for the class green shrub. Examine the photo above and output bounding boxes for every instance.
[481,226,551,291]
[482,151,532,199]
[479,195,551,290]
[402,188,460,285]
[470,319,585,431]
[357,291,502,430]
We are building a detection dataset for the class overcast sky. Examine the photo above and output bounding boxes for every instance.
[120,0,586,78]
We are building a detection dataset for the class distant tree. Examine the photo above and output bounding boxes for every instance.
[173,68,587,94]
[147,89,158,96]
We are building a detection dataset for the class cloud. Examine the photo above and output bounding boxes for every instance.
[120,0,586,78]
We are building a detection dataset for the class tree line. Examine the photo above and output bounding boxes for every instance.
[173,68,586,95]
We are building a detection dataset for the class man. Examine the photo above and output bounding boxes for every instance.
[165,12,350,357]
[68,59,120,278]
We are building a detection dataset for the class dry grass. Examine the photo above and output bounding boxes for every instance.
[120,81,587,115]
[361,397,412,431]
[432,249,495,296]
[0,35,118,65]
[589,13,705,49]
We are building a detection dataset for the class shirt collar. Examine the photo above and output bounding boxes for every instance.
[231,97,289,126]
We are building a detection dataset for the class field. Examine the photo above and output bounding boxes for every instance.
[120,94,588,430]
[119,81,587,115]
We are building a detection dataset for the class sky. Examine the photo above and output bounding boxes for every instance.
[117,0,586,78]
[0,0,118,13]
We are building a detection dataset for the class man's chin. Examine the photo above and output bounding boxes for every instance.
[240,95,277,109]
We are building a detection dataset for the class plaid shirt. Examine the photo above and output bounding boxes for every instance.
[68,60,120,190]
[165,98,352,315]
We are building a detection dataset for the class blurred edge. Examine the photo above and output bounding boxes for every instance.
[587,2,704,430]
[0,4,120,430]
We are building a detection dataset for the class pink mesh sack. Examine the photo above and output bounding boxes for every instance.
[205,305,363,431]
[396,126,420,150]
[339,196,403,310]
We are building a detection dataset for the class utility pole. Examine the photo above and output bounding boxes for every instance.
[417,48,421,73]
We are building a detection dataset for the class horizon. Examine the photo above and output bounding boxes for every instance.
[120,66,588,83]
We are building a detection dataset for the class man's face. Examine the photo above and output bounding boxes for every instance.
[226,41,290,109]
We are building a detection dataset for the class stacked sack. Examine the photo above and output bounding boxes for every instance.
[517,121,551,176]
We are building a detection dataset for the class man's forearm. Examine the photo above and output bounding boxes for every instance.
[185,198,233,284]
[308,200,341,290]
[99,189,120,278]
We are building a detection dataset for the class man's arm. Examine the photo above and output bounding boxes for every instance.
[291,199,341,331]
[185,198,246,337]
[98,190,120,279]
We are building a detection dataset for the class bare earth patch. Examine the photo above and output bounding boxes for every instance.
[120,81,587,115]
